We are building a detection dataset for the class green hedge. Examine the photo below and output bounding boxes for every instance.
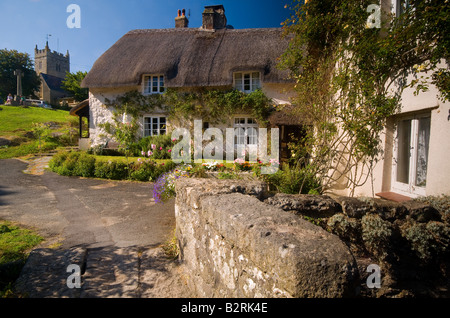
[49,151,176,182]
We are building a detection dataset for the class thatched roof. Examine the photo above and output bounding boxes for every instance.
[82,28,293,89]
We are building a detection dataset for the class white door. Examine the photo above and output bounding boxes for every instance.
[392,114,431,197]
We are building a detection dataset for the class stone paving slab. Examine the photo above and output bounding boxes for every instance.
[14,247,87,298]
[14,246,192,298]
[21,155,53,175]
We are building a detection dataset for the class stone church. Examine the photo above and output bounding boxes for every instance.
[34,42,70,105]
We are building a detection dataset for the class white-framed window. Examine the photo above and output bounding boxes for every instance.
[234,117,258,145]
[143,75,165,95]
[143,116,167,137]
[392,113,431,197]
[233,72,261,93]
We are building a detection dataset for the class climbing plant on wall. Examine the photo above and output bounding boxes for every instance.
[279,0,449,195]
[103,88,274,129]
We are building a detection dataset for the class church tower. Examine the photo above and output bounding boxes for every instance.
[34,42,70,104]
[35,41,70,78]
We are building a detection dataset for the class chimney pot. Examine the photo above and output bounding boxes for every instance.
[175,8,189,28]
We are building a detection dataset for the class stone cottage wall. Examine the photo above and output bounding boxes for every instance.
[174,178,359,298]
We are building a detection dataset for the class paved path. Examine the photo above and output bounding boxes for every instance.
[0,158,191,298]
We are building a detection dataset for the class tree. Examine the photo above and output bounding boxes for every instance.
[0,49,41,99]
[279,0,449,195]
[61,71,89,102]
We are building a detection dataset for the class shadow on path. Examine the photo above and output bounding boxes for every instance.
[14,244,192,298]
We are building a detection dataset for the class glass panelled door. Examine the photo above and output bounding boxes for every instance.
[393,114,431,196]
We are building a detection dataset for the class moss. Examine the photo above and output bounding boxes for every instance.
[413,195,450,225]
[327,213,361,243]
[401,222,434,261]
[361,214,394,259]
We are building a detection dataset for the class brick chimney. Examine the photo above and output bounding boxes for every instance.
[175,8,189,28]
[202,5,227,30]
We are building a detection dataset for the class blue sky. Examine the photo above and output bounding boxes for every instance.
[1,0,292,73]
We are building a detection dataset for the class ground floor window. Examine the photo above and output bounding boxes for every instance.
[392,113,431,196]
[143,116,167,137]
[234,117,258,146]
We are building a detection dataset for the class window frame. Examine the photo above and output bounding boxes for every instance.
[233,117,259,146]
[143,116,167,137]
[142,74,165,95]
[392,112,431,197]
[233,72,261,93]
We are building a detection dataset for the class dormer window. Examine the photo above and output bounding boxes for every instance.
[233,72,261,93]
[143,75,165,95]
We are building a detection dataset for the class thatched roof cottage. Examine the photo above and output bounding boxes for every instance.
[80,5,300,158]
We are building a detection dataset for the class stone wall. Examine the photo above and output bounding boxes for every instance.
[174,178,359,298]
[175,179,450,297]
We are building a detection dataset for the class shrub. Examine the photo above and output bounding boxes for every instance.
[48,151,68,170]
[74,153,96,177]
[129,160,176,182]
[94,160,128,180]
[262,164,322,195]
[56,151,81,176]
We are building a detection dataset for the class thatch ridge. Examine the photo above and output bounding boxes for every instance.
[82,27,293,89]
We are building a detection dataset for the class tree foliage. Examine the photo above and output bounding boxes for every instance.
[61,71,89,102]
[0,49,41,99]
[279,0,450,195]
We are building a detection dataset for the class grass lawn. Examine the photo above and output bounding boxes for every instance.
[0,105,72,137]
[0,220,44,297]
[0,105,76,159]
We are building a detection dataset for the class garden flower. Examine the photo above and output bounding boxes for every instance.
[148,150,153,156]
[151,144,156,150]
[137,158,142,163]
[269,158,280,165]
[168,149,172,153]
[159,147,163,150]
[141,151,145,156]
